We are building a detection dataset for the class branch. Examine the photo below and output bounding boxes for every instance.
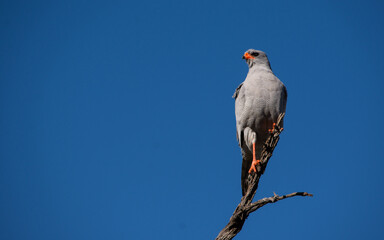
[246,192,313,213]
[215,114,312,240]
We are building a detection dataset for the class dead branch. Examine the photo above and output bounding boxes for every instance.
[215,113,312,240]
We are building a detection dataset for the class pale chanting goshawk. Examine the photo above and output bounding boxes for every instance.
[233,49,287,195]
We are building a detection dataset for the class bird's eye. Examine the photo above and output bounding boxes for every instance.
[252,52,259,57]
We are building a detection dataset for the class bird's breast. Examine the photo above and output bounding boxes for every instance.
[238,84,281,135]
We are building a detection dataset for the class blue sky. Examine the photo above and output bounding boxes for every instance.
[1,0,383,239]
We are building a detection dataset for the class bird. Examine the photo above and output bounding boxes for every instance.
[233,49,287,196]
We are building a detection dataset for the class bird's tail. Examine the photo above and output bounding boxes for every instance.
[240,147,254,196]
[241,156,252,196]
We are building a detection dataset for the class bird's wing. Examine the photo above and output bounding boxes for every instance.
[232,82,243,99]
[277,84,287,128]
[234,83,254,195]
[233,83,245,146]
[282,84,287,111]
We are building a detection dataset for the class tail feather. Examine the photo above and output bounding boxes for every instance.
[241,148,252,196]
[241,158,252,196]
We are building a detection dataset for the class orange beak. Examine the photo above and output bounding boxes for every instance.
[242,52,255,60]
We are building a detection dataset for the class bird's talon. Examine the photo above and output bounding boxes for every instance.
[268,122,277,133]
[248,159,261,174]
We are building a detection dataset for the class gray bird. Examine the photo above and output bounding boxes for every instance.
[233,49,287,196]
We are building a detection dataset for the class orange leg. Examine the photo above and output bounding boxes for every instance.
[248,142,261,174]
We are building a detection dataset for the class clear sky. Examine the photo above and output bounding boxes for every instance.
[1,0,383,239]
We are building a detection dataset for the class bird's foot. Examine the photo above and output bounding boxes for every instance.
[268,123,276,133]
[248,159,261,174]
[268,123,283,133]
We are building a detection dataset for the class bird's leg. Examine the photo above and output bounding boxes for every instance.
[248,142,261,174]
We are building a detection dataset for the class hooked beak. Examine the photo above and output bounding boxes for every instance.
[242,52,255,60]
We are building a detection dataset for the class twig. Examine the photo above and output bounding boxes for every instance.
[215,113,312,240]
[246,192,313,213]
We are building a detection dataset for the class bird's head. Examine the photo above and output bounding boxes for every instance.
[242,49,271,69]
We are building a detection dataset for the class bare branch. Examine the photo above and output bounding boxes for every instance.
[215,113,312,240]
[246,192,313,213]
